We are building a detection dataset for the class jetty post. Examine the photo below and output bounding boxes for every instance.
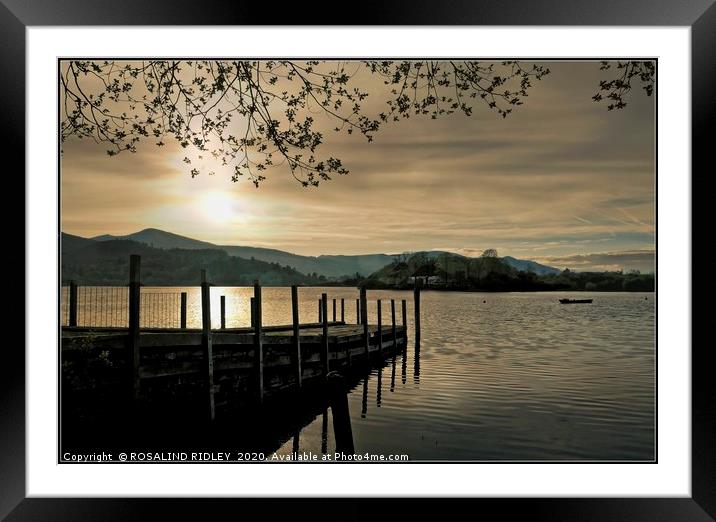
[414,280,421,346]
[401,299,408,352]
[128,255,141,400]
[291,285,302,388]
[360,287,369,356]
[292,431,300,454]
[321,293,329,374]
[68,280,78,327]
[356,299,360,324]
[253,280,264,402]
[321,410,328,455]
[332,298,337,322]
[220,295,226,330]
[341,298,345,323]
[326,372,355,456]
[200,269,215,420]
[180,292,187,329]
[391,299,397,349]
[377,299,383,355]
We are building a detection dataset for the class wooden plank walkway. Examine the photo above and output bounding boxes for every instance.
[61,322,402,349]
[61,321,409,420]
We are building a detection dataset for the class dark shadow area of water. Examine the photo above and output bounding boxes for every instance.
[60,357,398,459]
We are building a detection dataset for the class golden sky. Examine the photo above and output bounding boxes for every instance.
[61,61,655,272]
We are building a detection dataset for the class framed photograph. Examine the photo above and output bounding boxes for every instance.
[8,0,713,519]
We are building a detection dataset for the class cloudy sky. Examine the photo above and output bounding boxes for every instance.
[61,60,655,272]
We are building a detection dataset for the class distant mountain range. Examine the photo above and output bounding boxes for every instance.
[62,227,561,281]
[89,228,395,278]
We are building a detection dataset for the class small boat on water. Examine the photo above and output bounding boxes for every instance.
[559,298,593,304]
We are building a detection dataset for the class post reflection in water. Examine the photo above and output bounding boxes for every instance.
[321,409,328,455]
[376,366,383,407]
[413,343,421,384]
[401,347,407,385]
[390,355,396,392]
[361,375,368,418]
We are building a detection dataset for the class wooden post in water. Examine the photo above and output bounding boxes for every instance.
[360,287,369,356]
[254,281,264,402]
[128,256,141,400]
[327,372,355,456]
[250,297,255,329]
[414,280,421,347]
[68,280,78,327]
[220,295,226,330]
[377,299,383,354]
[321,410,328,455]
[341,299,348,364]
[180,292,187,329]
[332,298,337,322]
[401,299,408,347]
[391,299,397,349]
[200,269,215,420]
[292,431,300,455]
[291,285,302,388]
[321,293,329,374]
[356,299,360,324]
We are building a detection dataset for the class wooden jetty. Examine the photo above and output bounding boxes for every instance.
[61,255,417,423]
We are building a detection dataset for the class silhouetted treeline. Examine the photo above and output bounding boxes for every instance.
[359,252,654,292]
[542,269,654,292]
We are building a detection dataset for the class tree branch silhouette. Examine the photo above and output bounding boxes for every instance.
[60,60,653,187]
[60,60,551,187]
[592,61,655,111]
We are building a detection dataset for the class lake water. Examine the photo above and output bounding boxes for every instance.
[62,287,655,461]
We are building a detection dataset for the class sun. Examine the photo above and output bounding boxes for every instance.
[199,191,237,223]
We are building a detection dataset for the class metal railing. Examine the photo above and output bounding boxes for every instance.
[140,292,182,329]
[61,286,184,329]
[61,286,130,327]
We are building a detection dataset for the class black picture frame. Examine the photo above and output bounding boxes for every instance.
[5,1,714,519]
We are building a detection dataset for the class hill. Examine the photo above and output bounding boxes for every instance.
[61,236,325,286]
[61,232,97,253]
[73,228,564,282]
[91,228,214,250]
[361,251,563,291]
[501,256,561,276]
[92,228,395,278]
[361,252,654,292]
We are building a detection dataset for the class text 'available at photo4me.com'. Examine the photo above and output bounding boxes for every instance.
[63,451,411,463]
